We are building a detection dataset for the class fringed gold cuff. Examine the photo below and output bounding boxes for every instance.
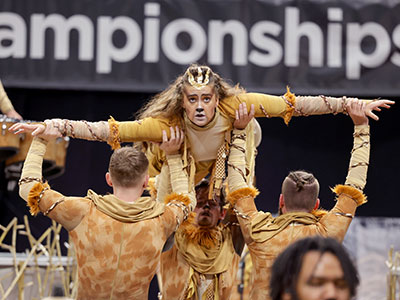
[227,187,259,206]
[164,192,191,207]
[331,184,367,206]
[283,86,296,125]
[107,116,121,150]
[27,182,50,216]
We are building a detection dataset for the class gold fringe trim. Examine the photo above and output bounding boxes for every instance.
[27,182,50,216]
[331,184,367,206]
[164,192,191,207]
[107,116,121,150]
[179,212,221,248]
[146,177,157,199]
[311,208,329,218]
[283,86,296,125]
[226,187,259,206]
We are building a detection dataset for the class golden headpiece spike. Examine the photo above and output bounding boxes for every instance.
[186,67,211,89]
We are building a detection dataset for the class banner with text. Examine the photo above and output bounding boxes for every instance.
[1,0,400,96]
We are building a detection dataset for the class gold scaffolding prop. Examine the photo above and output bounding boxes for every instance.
[387,247,400,300]
[0,217,77,300]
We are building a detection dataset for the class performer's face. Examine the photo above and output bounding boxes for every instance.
[292,251,351,300]
[194,187,223,228]
[182,85,219,127]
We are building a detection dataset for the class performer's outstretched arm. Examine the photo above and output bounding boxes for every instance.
[19,137,90,231]
[221,89,394,125]
[320,100,371,242]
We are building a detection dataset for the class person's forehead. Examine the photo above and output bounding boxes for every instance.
[300,251,345,279]
[183,84,214,96]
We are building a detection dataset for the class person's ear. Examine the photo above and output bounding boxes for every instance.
[313,198,320,210]
[143,174,150,188]
[219,208,227,220]
[105,172,113,187]
[279,194,285,208]
[282,292,292,300]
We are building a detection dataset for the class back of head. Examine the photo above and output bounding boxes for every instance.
[281,170,319,212]
[270,236,359,300]
[109,146,149,188]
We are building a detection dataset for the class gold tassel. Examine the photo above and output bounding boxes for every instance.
[107,116,121,150]
[27,182,50,216]
[226,187,259,206]
[283,86,296,125]
[331,184,367,206]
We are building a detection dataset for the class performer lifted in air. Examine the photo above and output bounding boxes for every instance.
[9,64,393,198]
[226,99,389,300]
[18,126,195,300]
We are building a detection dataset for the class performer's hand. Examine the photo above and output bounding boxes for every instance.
[5,109,22,120]
[159,126,184,156]
[363,99,394,121]
[9,122,61,141]
[234,103,255,130]
[347,99,368,125]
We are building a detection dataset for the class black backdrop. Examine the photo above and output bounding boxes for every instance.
[0,87,399,298]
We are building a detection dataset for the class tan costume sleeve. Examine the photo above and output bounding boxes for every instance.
[0,80,15,113]
[166,154,196,210]
[221,90,368,125]
[227,128,260,244]
[43,116,177,150]
[19,138,90,231]
[320,125,369,242]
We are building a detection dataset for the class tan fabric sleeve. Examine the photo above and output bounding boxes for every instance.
[154,163,172,204]
[345,125,370,190]
[44,119,109,141]
[166,154,196,210]
[0,80,15,113]
[19,138,90,231]
[228,128,248,192]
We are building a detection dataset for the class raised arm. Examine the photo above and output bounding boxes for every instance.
[221,88,394,125]
[19,136,90,231]
[321,100,372,241]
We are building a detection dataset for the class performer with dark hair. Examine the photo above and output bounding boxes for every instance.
[226,99,385,300]
[9,64,393,198]
[18,126,195,300]
[159,178,244,300]
[270,236,359,300]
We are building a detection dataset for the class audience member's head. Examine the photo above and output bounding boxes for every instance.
[280,170,320,213]
[194,179,226,228]
[270,236,359,300]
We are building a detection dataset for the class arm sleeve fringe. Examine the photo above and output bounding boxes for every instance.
[107,116,121,150]
[283,86,296,125]
[331,184,367,206]
[27,182,50,216]
[227,187,259,206]
[164,192,191,207]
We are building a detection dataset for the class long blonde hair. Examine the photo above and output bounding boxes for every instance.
[136,63,245,120]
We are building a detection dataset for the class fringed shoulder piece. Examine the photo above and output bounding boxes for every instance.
[107,116,121,150]
[311,208,329,218]
[28,182,50,216]
[283,86,296,125]
[227,187,259,206]
[164,192,191,207]
[331,184,367,206]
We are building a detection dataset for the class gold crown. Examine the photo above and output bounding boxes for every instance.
[186,67,210,89]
